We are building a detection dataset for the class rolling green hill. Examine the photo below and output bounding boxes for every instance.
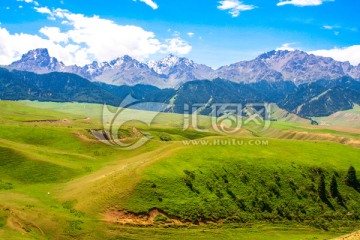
[1,100,360,240]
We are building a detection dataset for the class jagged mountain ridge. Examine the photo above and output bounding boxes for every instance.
[10,49,169,87]
[1,66,359,118]
[9,48,360,88]
[10,49,66,74]
[147,54,215,87]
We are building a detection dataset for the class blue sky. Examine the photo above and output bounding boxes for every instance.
[0,0,359,68]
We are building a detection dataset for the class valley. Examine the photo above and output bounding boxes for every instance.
[1,0,360,239]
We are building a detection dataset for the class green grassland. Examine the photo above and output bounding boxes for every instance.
[0,100,360,239]
[122,139,360,225]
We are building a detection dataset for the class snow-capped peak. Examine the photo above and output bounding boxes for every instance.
[147,54,195,74]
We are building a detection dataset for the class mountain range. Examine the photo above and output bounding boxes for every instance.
[9,48,360,88]
[1,66,359,118]
[4,48,360,120]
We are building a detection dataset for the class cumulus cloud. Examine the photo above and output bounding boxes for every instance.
[39,27,69,43]
[0,27,79,65]
[163,38,192,55]
[310,45,360,66]
[133,0,158,10]
[276,43,296,51]
[0,7,191,65]
[277,0,334,7]
[187,32,194,38]
[218,0,257,17]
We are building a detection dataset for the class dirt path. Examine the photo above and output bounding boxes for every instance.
[58,142,187,214]
[331,231,360,240]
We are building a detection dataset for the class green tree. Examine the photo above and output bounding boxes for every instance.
[330,175,339,198]
[345,166,358,188]
[318,174,327,202]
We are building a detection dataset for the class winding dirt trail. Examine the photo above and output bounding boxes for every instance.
[58,142,187,214]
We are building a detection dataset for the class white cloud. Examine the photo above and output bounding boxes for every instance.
[276,43,296,51]
[0,7,191,65]
[310,45,360,66]
[274,43,360,65]
[277,0,334,7]
[39,27,69,43]
[0,27,77,65]
[322,25,356,36]
[34,6,52,15]
[133,0,158,10]
[17,0,39,6]
[163,38,192,55]
[218,0,257,17]
[323,25,334,30]
[187,32,195,38]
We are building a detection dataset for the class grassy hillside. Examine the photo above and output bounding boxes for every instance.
[115,139,360,227]
[314,105,360,128]
[1,100,360,239]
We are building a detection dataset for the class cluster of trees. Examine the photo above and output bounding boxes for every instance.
[318,166,359,206]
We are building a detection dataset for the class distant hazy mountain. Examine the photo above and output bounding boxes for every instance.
[2,66,360,118]
[217,50,360,84]
[8,49,360,88]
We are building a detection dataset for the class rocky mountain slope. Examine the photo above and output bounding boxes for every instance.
[2,66,359,118]
[10,49,66,74]
[147,54,215,87]
[279,77,360,117]
[9,49,360,88]
[217,50,360,84]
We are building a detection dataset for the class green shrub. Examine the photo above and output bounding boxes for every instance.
[0,180,13,190]
[154,214,169,223]
[159,135,172,142]
[64,220,84,237]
